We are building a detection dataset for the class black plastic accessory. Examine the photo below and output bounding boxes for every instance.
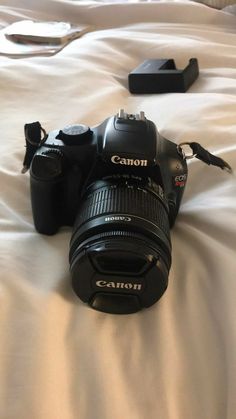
[22,110,232,315]
[128,58,199,94]
[23,110,188,314]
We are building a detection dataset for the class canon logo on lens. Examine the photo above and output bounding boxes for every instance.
[104,215,131,222]
[111,155,148,166]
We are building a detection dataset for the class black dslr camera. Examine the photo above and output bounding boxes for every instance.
[26,110,188,314]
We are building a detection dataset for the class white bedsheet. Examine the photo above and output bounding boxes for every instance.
[0,1,236,418]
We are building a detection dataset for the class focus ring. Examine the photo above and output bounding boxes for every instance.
[74,185,170,239]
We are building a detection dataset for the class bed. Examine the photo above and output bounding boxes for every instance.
[0,1,236,418]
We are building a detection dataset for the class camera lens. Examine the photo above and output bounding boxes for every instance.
[69,176,171,314]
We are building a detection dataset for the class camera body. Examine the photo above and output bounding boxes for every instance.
[30,110,187,233]
[29,110,188,313]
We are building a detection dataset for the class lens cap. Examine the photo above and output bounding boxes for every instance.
[70,237,169,314]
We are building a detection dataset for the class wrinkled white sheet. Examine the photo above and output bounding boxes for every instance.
[0,1,236,418]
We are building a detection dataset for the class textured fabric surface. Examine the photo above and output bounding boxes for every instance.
[0,1,236,419]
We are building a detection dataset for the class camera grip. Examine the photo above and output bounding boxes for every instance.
[30,153,64,234]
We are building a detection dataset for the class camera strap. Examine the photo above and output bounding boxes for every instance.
[177,142,232,174]
[22,122,47,173]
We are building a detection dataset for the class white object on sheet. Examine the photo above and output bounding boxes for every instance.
[0,20,92,57]
[0,1,236,419]
[223,3,236,13]
[194,0,236,8]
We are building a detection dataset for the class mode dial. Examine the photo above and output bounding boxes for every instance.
[56,124,92,145]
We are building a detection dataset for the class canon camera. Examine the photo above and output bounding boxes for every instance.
[25,110,188,314]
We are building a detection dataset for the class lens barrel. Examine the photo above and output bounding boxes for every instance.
[70,177,171,314]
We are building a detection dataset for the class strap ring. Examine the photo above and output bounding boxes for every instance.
[177,142,197,160]
[25,126,47,146]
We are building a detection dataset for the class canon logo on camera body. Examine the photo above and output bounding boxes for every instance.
[96,280,142,291]
[111,155,148,166]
